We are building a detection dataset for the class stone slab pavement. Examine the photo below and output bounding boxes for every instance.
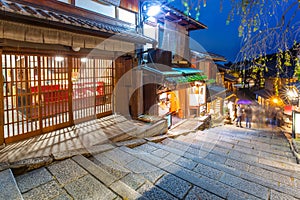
[1,123,299,200]
[0,114,167,171]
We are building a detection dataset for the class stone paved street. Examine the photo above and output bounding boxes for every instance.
[1,125,300,200]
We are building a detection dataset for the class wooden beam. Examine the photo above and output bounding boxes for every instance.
[0,49,4,145]
[68,56,74,124]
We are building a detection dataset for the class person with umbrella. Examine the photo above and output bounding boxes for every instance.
[245,105,252,128]
[236,104,243,127]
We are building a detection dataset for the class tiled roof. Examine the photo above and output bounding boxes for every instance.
[224,74,237,82]
[264,58,295,78]
[206,85,226,101]
[191,50,227,62]
[253,89,273,99]
[160,4,207,30]
[0,0,155,44]
[217,64,231,71]
[296,82,300,92]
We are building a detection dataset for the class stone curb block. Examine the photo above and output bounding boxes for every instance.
[291,139,300,164]
[282,131,299,164]
[115,139,147,148]
[9,156,53,175]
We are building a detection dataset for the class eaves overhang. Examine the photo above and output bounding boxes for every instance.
[0,0,156,45]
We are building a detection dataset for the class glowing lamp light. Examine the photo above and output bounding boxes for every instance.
[146,5,161,17]
[272,97,279,104]
[81,57,88,63]
[287,88,298,99]
[287,90,295,98]
[55,56,64,62]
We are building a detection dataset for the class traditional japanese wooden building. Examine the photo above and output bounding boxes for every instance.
[0,0,155,144]
[138,3,211,121]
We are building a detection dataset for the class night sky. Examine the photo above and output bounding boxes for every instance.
[189,0,241,62]
[168,0,300,62]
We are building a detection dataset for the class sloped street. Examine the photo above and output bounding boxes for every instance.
[1,124,300,200]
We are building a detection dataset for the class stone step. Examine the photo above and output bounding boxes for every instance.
[126,144,271,200]
[133,141,300,199]
[104,118,168,143]
[72,155,143,200]
[102,121,137,143]
[165,136,300,175]
[168,119,205,136]
[179,131,296,164]
[93,147,166,183]
[205,126,289,148]
[184,128,294,158]
[92,147,183,199]
[0,169,23,200]
[204,127,288,144]
[118,145,241,199]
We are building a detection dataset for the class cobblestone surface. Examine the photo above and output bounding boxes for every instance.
[156,173,192,199]
[16,167,53,193]
[22,180,66,200]
[2,125,300,200]
[64,175,116,200]
[47,159,88,186]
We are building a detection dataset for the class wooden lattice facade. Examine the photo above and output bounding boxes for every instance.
[1,52,115,144]
[0,0,155,144]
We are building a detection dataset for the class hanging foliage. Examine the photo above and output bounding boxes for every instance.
[167,0,299,65]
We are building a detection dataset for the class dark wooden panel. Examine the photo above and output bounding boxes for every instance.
[120,0,138,13]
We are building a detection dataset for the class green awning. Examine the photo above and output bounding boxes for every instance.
[172,68,203,75]
[142,64,206,90]
[165,74,207,83]
[142,65,182,76]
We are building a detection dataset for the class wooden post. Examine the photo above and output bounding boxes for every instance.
[178,89,186,118]
[0,49,4,145]
[68,56,74,124]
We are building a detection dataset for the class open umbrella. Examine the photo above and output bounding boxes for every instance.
[236,99,252,105]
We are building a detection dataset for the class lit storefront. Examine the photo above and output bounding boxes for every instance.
[142,64,206,122]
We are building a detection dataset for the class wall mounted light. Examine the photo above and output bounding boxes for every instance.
[146,5,160,17]
[72,46,81,52]
[141,1,161,18]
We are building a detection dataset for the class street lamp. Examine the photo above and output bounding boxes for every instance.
[141,1,161,17]
[272,97,279,104]
[144,4,160,17]
[139,0,161,26]
[270,96,281,107]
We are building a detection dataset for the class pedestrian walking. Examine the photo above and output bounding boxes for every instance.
[271,110,278,126]
[233,104,237,121]
[236,104,243,127]
[245,105,252,128]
